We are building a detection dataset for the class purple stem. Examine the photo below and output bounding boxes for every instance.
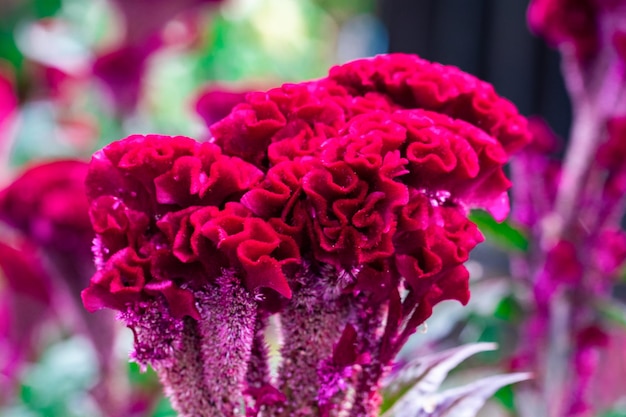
[348,301,386,417]
[246,314,272,391]
[121,299,212,416]
[156,317,217,417]
[534,36,626,417]
[269,266,347,417]
[195,272,258,416]
[550,50,624,244]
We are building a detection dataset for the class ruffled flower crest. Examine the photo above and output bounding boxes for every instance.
[83,54,530,417]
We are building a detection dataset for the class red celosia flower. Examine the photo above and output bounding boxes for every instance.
[394,191,483,303]
[211,53,528,169]
[326,54,530,155]
[218,54,529,322]
[82,134,298,319]
[210,80,359,168]
[157,202,298,298]
[83,54,531,417]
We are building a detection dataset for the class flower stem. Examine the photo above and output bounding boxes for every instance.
[246,314,272,391]
[195,272,258,416]
[348,302,386,417]
[270,267,346,417]
[156,317,216,417]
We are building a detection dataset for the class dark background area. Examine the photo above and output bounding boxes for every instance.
[377,0,572,140]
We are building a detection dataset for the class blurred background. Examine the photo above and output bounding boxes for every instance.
[0,0,582,416]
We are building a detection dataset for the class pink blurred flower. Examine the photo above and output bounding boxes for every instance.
[93,41,160,112]
[0,160,125,413]
[109,0,223,45]
[528,0,599,61]
[194,85,249,127]
[0,68,17,166]
[0,239,53,399]
[0,69,16,134]
[94,0,224,111]
[0,160,92,255]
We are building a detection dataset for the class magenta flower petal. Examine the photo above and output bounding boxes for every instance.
[195,86,250,126]
[0,160,92,252]
[0,69,16,146]
[527,0,599,61]
[144,280,200,320]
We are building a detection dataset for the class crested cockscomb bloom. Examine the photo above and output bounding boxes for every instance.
[82,134,299,416]
[84,54,529,417]
[208,53,530,416]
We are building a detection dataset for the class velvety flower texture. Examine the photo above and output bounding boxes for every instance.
[212,53,529,323]
[82,134,299,319]
[208,54,529,416]
[84,54,529,417]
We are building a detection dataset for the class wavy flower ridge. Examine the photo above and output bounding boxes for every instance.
[82,53,530,417]
[82,134,298,319]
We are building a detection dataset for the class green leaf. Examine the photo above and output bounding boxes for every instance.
[17,336,102,417]
[127,361,159,388]
[493,295,523,323]
[601,410,626,417]
[493,384,515,411]
[594,298,626,329]
[469,210,529,252]
[33,0,62,18]
[151,396,176,417]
